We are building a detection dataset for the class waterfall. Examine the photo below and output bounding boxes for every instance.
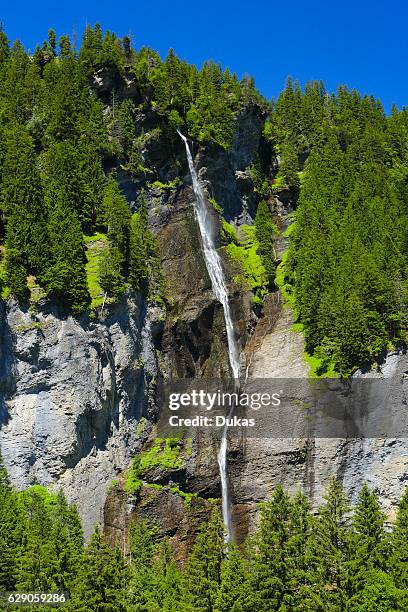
[178,131,240,541]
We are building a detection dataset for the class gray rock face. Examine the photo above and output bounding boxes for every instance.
[0,103,267,542]
[0,293,159,536]
[230,303,408,542]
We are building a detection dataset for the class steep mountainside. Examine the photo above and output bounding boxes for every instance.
[0,26,408,570]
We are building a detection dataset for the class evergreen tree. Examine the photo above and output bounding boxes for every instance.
[279,139,300,188]
[214,544,249,612]
[15,487,56,592]
[316,478,352,608]
[1,128,48,298]
[69,526,126,612]
[349,485,386,593]
[388,487,408,589]
[182,508,224,611]
[346,569,408,611]
[4,248,29,301]
[98,244,126,301]
[0,453,20,590]
[129,192,162,298]
[247,485,292,611]
[102,176,131,261]
[254,200,275,287]
[42,194,90,313]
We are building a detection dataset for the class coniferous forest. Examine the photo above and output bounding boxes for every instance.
[0,25,407,374]
[0,22,408,611]
[1,453,408,611]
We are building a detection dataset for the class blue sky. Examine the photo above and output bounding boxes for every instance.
[1,0,407,111]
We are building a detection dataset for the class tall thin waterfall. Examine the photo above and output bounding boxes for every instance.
[178,131,240,541]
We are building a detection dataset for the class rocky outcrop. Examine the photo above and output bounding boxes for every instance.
[229,302,408,543]
[103,435,220,563]
[0,293,160,536]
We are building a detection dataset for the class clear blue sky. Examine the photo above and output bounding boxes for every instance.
[1,0,407,111]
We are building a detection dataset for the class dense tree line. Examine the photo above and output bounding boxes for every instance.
[1,454,407,610]
[0,24,263,312]
[267,79,408,375]
[2,22,408,367]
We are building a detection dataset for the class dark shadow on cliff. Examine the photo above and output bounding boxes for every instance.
[0,300,16,427]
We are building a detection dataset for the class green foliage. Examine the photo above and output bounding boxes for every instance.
[389,487,408,589]
[123,458,143,495]
[42,195,90,314]
[102,175,131,260]
[254,200,276,287]
[129,191,163,300]
[224,225,269,304]
[278,88,408,374]
[0,455,407,611]
[182,508,224,610]
[279,139,300,188]
[148,177,182,190]
[98,244,126,302]
[84,233,108,308]
[220,220,239,245]
[69,526,126,612]
[124,438,183,496]
[170,485,197,509]
[139,438,183,472]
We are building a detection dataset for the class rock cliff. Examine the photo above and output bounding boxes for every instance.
[1,100,407,557]
[0,294,160,536]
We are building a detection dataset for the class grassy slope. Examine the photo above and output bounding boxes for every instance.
[84,233,108,309]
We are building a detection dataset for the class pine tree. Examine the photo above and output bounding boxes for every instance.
[279,139,300,188]
[46,55,83,141]
[389,487,408,589]
[126,519,160,611]
[0,453,21,590]
[0,25,9,67]
[182,508,224,611]
[4,248,29,301]
[102,176,131,261]
[69,526,126,612]
[283,492,325,610]
[47,490,84,592]
[346,569,408,611]
[1,128,48,298]
[15,487,56,592]
[98,244,126,300]
[315,478,351,609]
[129,211,149,292]
[129,192,162,298]
[42,141,94,231]
[247,485,292,611]
[42,194,90,314]
[254,200,275,287]
[214,544,249,612]
[349,485,386,594]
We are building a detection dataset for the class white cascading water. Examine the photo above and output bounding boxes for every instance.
[178,131,240,541]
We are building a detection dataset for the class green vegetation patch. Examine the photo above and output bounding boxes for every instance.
[139,438,183,472]
[170,485,197,509]
[224,224,268,304]
[148,177,182,190]
[0,245,10,299]
[302,350,338,379]
[124,438,184,495]
[123,459,143,495]
[84,233,108,308]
